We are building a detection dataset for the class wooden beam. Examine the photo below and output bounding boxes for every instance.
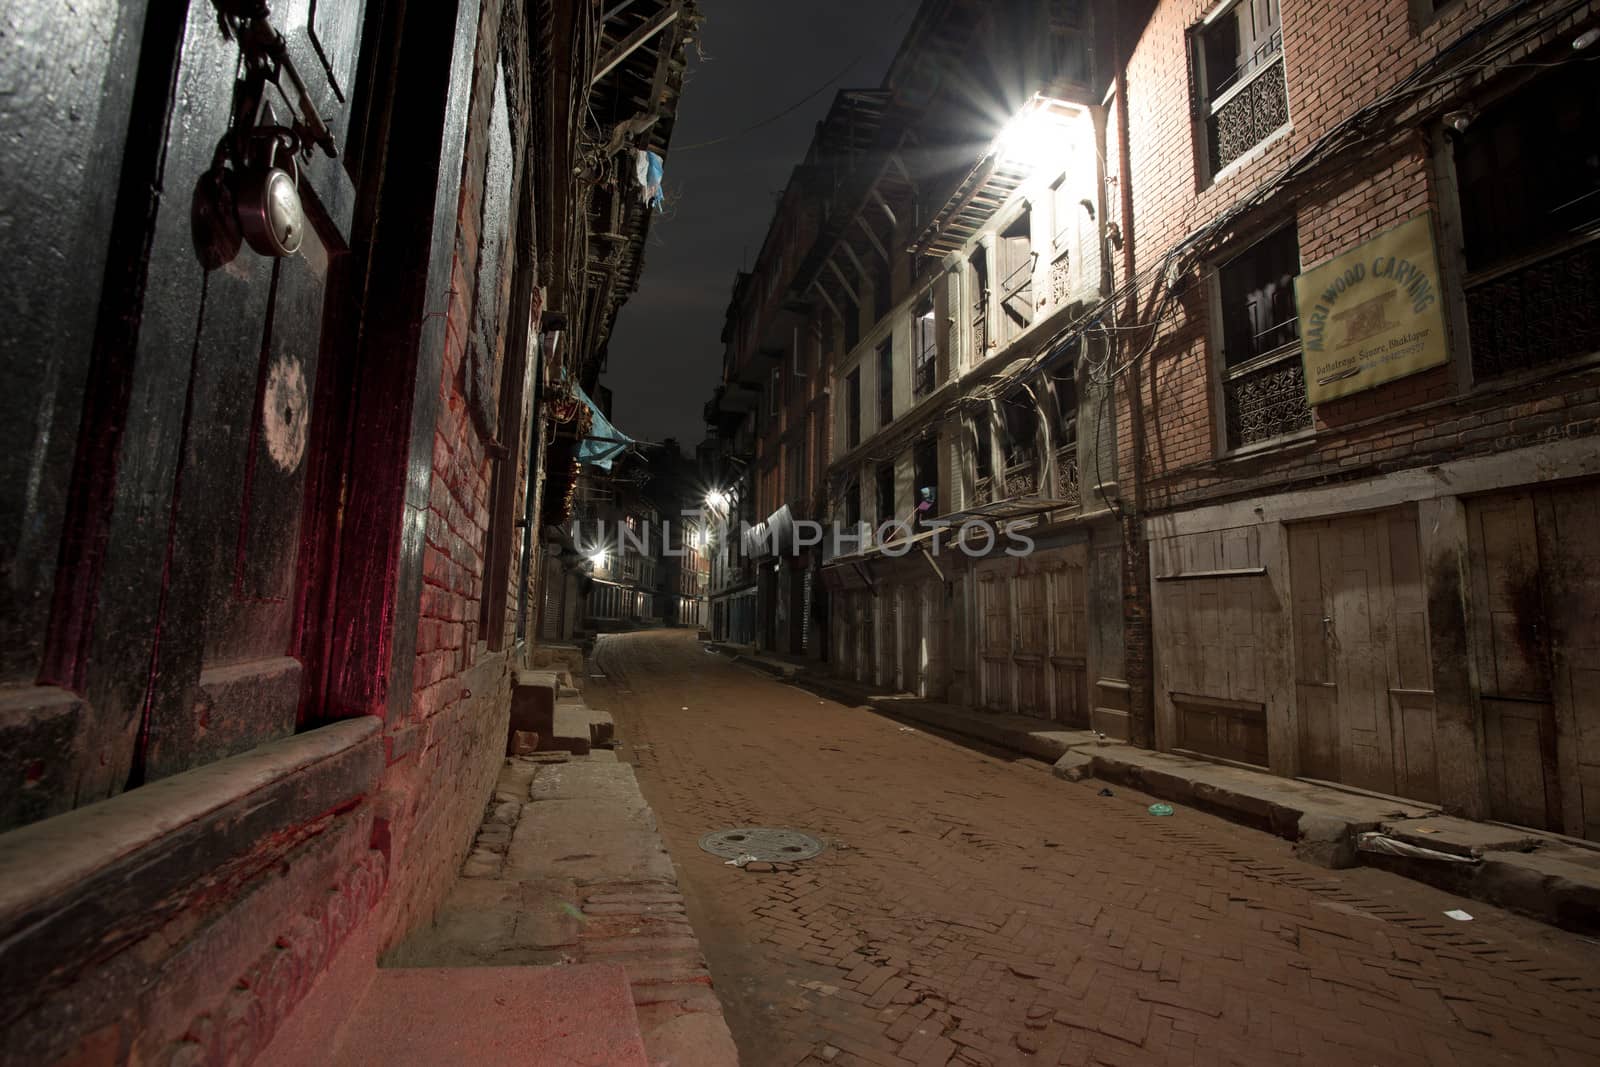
[826,260,860,305]
[593,3,681,86]
[871,188,897,229]
[810,280,844,321]
[838,240,868,281]
[856,215,890,264]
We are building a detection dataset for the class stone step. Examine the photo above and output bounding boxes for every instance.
[328,964,648,1066]
[507,671,559,755]
[542,700,594,755]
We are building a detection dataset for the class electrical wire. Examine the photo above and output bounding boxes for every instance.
[670,0,920,153]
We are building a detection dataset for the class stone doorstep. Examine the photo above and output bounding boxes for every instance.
[778,661,1600,935]
[327,963,649,1066]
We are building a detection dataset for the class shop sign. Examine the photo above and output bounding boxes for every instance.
[1296,212,1450,405]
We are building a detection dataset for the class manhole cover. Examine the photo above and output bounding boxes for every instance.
[698,827,825,862]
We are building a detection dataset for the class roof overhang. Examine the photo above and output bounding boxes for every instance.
[913,96,1087,258]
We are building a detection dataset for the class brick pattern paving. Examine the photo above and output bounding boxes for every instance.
[589,630,1600,1067]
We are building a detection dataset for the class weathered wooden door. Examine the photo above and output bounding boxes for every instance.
[1467,494,1560,829]
[977,564,1013,711]
[109,3,370,781]
[1014,568,1049,718]
[1047,553,1090,727]
[1289,510,1438,800]
[1537,483,1600,839]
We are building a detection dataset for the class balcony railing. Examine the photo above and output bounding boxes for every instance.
[1466,238,1600,380]
[1055,446,1080,508]
[1223,344,1312,450]
[1001,458,1037,498]
[913,354,936,399]
[1208,53,1288,174]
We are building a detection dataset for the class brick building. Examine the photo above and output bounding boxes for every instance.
[721,0,1600,843]
[0,1,694,1061]
[1100,0,1600,835]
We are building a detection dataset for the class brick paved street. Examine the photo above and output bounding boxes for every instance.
[589,630,1600,1067]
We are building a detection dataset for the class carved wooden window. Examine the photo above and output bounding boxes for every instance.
[914,437,939,520]
[913,295,937,398]
[1455,60,1600,380]
[998,212,1035,343]
[876,461,897,525]
[846,367,861,449]
[877,338,894,427]
[969,247,990,358]
[1000,390,1040,497]
[1049,357,1081,507]
[1194,0,1287,176]
[1218,225,1310,449]
[972,411,994,503]
[843,477,861,530]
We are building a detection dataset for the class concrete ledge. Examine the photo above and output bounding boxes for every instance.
[765,660,1600,933]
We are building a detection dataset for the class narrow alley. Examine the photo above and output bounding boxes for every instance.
[591,630,1600,1067]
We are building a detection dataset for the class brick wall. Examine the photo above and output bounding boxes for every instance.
[377,0,525,950]
[1115,0,1600,516]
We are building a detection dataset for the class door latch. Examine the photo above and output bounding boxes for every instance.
[215,1,338,160]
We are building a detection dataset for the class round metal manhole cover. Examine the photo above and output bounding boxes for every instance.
[698,827,825,862]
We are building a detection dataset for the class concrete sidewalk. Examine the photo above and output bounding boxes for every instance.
[385,717,738,1064]
[724,644,1600,936]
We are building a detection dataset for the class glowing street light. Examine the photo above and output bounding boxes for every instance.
[588,548,608,569]
[705,488,730,511]
[992,95,1077,171]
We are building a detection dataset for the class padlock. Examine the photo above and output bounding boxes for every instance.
[235,129,304,257]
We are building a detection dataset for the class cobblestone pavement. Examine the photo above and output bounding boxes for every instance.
[589,630,1600,1067]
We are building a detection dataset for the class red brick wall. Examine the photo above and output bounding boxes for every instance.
[376,0,519,951]
[1114,0,1600,515]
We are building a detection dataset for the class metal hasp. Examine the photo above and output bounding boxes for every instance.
[698,827,826,862]
[215,0,339,160]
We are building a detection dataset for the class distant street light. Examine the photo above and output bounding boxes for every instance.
[705,488,730,510]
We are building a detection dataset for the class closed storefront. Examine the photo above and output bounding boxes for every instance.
[1467,480,1600,838]
[1288,509,1438,801]
[972,546,1090,721]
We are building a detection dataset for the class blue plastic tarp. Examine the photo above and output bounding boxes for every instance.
[574,383,632,470]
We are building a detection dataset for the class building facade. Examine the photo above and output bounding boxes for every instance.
[1114,0,1600,835]
[723,0,1600,843]
[0,1,695,1060]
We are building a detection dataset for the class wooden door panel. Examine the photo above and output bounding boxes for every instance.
[1289,511,1436,796]
[1536,482,1600,837]
[1468,493,1560,828]
[1469,495,1550,700]
[1483,697,1560,830]
[1389,690,1439,803]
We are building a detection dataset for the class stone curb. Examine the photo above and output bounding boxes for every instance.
[743,649,1600,936]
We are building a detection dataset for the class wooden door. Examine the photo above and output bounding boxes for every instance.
[1014,569,1049,718]
[1048,557,1090,727]
[1289,510,1438,799]
[1537,483,1600,838]
[1467,494,1561,830]
[52,3,374,786]
[977,566,1012,711]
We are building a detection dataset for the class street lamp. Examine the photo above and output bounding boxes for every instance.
[993,95,1076,171]
[588,548,608,569]
[705,488,730,511]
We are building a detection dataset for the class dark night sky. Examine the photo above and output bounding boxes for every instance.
[599,0,919,453]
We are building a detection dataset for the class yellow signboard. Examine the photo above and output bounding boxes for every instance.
[1295,213,1450,405]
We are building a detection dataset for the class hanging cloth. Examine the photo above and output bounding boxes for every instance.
[634,149,665,210]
